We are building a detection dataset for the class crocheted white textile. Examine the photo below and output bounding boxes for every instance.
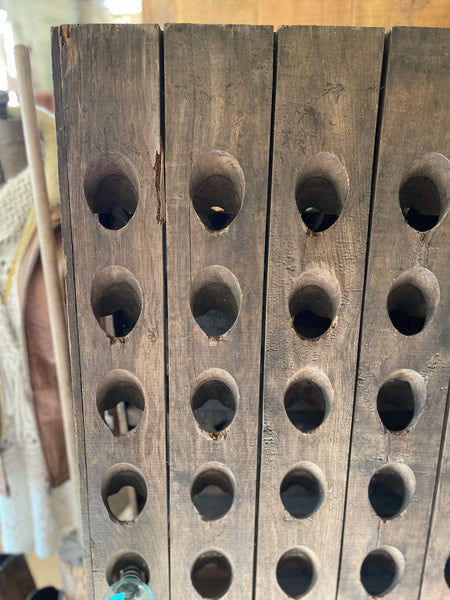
[0,167,77,558]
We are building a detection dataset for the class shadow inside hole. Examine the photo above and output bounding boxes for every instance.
[102,467,147,523]
[360,549,401,596]
[191,469,234,521]
[445,556,450,589]
[377,378,415,432]
[192,282,238,337]
[192,379,236,433]
[284,379,327,432]
[276,552,316,598]
[193,175,241,231]
[387,284,427,335]
[368,469,408,519]
[289,285,333,339]
[296,176,341,233]
[280,470,323,519]
[399,176,441,232]
[191,552,232,599]
[97,371,145,436]
[107,486,140,522]
[106,550,150,585]
[93,174,138,230]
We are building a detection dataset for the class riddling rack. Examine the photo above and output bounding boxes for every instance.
[52,24,449,600]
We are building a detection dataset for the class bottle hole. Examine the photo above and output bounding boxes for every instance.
[105,550,150,586]
[101,464,147,524]
[368,463,415,520]
[84,152,139,230]
[445,556,450,589]
[190,150,245,231]
[284,369,333,433]
[96,370,145,436]
[190,266,242,337]
[280,463,326,519]
[191,466,234,521]
[289,269,340,340]
[191,551,232,599]
[276,548,318,598]
[377,370,426,432]
[360,546,405,596]
[387,284,427,335]
[399,176,441,231]
[191,369,238,435]
[91,266,142,339]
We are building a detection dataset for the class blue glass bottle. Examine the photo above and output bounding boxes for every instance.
[102,567,154,600]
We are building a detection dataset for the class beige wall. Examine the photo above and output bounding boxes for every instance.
[143,0,450,29]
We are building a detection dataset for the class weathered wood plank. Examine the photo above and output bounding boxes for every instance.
[52,24,168,599]
[338,27,450,600]
[255,26,384,600]
[164,24,273,600]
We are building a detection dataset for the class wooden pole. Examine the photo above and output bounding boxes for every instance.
[14,45,80,520]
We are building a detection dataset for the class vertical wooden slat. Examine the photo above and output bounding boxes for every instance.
[255,26,384,600]
[338,27,450,600]
[164,24,273,600]
[52,24,168,599]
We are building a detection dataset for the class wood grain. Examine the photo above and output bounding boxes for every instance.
[52,24,168,599]
[338,27,450,600]
[164,24,273,600]
[255,26,384,600]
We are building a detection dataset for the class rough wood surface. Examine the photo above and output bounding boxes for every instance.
[52,24,168,599]
[338,27,450,600]
[255,26,384,600]
[164,24,273,600]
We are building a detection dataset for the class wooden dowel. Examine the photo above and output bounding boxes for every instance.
[14,45,80,521]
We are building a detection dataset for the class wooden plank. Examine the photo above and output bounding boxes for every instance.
[164,24,273,600]
[352,0,450,28]
[52,24,168,599]
[255,26,384,600]
[420,386,450,599]
[338,27,450,600]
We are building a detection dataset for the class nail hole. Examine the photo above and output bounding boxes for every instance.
[96,370,145,436]
[399,152,449,232]
[105,550,150,586]
[190,150,245,231]
[289,269,340,339]
[284,368,333,433]
[190,266,242,337]
[84,152,139,230]
[101,463,147,523]
[295,152,348,233]
[445,556,450,589]
[387,267,439,336]
[377,369,426,432]
[91,266,142,339]
[191,551,232,599]
[276,547,318,598]
[360,546,405,596]
[280,462,326,519]
[191,465,235,521]
[368,463,415,520]
[191,369,238,434]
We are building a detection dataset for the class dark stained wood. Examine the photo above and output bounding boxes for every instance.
[52,24,168,599]
[338,28,450,600]
[255,26,384,599]
[164,24,273,600]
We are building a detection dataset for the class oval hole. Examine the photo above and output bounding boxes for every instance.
[295,152,348,233]
[191,466,234,521]
[276,548,318,598]
[400,176,441,231]
[445,556,450,589]
[190,266,242,337]
[190,151,245,231]
[368,463,415,520]
[191,369,238,435]
[91,266,142,339]
[105,550,150,586]
[360,546,405,597]
[96,370,145,436]
[289,269,340,339]
[280,463,326,519]
[191,551,232,599]
[284,369,333,433]
[377,370,426,432]
[84,152,139,230]
[101,463,147,524]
